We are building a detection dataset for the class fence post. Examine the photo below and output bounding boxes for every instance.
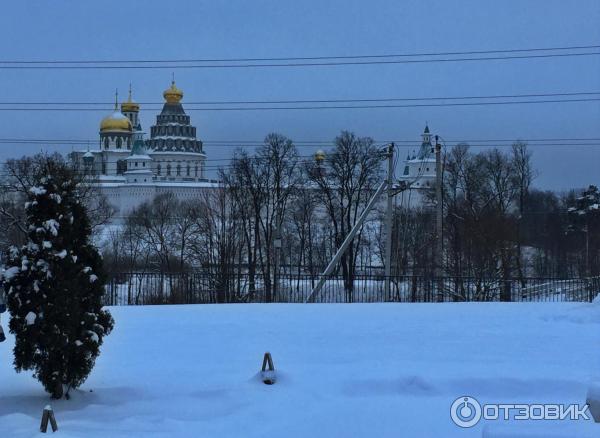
[102,272,597,305]
[127,274,131,305]
[111,278,116,306]
[501,279,512,302]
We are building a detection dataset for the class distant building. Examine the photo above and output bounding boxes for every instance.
[398,125,436,206]
[72,85,438,217]
[72,81,217,219]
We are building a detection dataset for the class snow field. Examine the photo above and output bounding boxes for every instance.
[1,302,599,437]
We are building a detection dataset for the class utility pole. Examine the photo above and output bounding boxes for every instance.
[435,135,444,302]
[274,215,282,302]
[307,144,406,304]
[384,143,395,301]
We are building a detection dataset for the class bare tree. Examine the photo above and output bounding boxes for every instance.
[441,145,512,299]
[0,153,113,257]
[189,188,241,302]
[172,201,196,271]
[511,142,536,282]
[128,193,180,272]
[482,149,519,300]
[221,156,261,298]
[226,134,300,302]
[306,131,382,302]
[289,183,319,287]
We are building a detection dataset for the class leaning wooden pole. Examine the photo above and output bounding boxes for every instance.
[306,180,388,303]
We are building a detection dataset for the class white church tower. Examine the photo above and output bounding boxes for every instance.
[398,125,437,205]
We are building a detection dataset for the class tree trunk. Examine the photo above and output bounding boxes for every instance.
[51,379,63,399]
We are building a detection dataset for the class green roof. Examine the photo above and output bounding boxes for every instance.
[131,139,146,155]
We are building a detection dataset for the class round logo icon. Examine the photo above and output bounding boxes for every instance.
[451,396,482,428]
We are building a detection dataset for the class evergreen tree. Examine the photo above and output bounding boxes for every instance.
[3,158,114,399]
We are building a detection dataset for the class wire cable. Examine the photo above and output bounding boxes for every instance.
[1,50,599,69]
[1,44,598,64]
[2,142,600,150]
[1,91,598,106]
[0,97,598,111]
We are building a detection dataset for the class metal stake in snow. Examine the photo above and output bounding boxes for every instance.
[261,352,276,385]
[40,405,58,433]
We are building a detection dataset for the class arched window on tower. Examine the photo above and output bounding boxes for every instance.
[104,137,109,149]
[116,138,122,149]
[166,164,171,176]
[157,164,161,175]
[116,160,127,175]
[176,164,181,176]
[194,164,198,177]
[186,164,190,176]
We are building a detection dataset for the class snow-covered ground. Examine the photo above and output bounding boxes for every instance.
[1,302,599,437]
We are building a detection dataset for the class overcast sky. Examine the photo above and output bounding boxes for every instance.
[0,0,599,190]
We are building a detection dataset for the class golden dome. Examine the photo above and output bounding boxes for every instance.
[100,90,133,132]
[121,85,139,112]
[163,80,183,104]
[314,149,326,163]
[100,111,132,132]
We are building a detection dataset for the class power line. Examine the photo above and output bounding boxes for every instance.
[0,142,598,149]
[2,44,598,64]
[1,91,598,106]
[203,138,600,144]
[0,138,600,148]
[1,52,599,70]
[0,98,598,111]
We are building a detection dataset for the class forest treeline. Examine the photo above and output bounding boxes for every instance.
[0,134,597,299]
[100,133,599,292]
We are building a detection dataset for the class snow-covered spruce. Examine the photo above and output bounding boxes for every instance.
[3,160,114,399]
